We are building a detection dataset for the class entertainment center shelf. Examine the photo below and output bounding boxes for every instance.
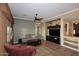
[62,18,79,51]
[63,36,79,51]
[46,19,60,44]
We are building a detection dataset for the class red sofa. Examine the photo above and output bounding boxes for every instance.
[4,44,36,56]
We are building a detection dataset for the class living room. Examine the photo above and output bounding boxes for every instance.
[0,3,79,56]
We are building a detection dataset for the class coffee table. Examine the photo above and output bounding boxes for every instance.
[26,39,41,46]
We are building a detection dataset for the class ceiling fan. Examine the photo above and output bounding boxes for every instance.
[34,13,43,22]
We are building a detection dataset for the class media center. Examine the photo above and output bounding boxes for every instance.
[46,25,60,44]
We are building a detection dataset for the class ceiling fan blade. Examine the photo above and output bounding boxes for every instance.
[34,13,43,21]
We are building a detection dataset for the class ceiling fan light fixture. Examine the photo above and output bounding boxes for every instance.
[35,22,41,25]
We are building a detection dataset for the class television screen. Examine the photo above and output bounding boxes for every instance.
[49,29,60,37]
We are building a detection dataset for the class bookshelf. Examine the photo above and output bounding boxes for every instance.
[63,20,79,51]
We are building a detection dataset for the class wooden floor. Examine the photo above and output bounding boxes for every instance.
[35,40,79,56]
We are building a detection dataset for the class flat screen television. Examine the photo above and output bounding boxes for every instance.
[49,29,60,37]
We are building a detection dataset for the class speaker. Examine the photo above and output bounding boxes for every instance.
[18,38,22,44]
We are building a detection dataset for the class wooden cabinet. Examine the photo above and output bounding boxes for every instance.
[0,13,7,54]
[0,3,14,26]
[0,3,14,55]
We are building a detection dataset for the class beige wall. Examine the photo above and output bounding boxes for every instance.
[39,22,47,40]
[42,23,47,40]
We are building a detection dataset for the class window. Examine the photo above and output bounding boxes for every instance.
[7,26,12,43]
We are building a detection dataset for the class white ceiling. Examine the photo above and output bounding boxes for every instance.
[8,3,79,21]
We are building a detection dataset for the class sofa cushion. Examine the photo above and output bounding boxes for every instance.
[4,44,36,56]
